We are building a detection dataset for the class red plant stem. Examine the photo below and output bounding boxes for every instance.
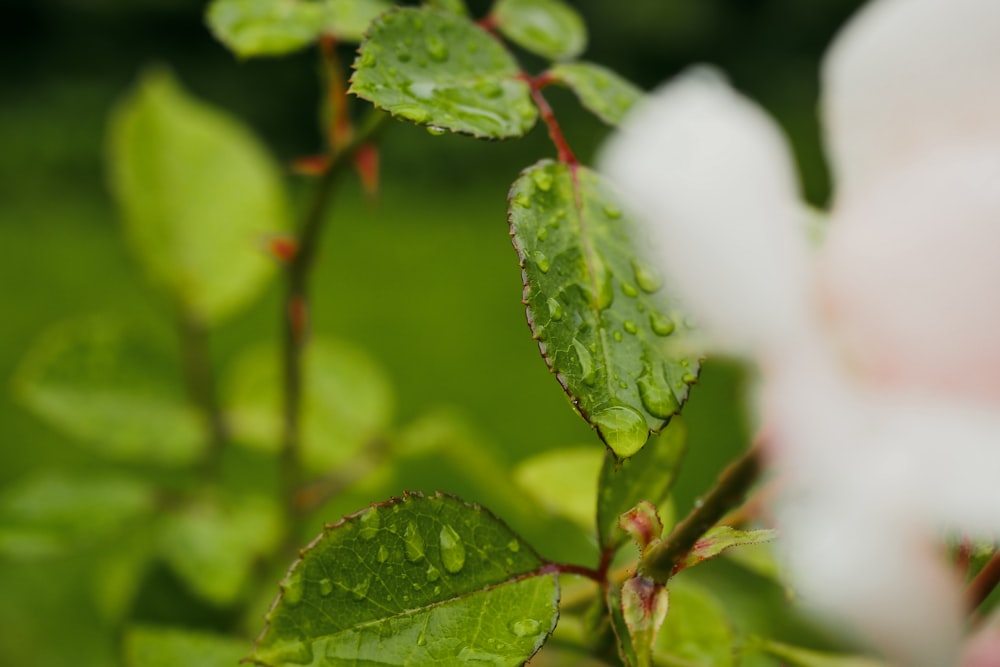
[522,74,576,165]
[543,562,605,583]
[967,548,1000,611]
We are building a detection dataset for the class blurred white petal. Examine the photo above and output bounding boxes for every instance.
[599,67,813,358]
[822,0,1000,205]
[821,146,1000,403]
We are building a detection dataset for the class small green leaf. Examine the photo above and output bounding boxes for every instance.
[224,337,394,471]
[124,625,249,667]
[597,419,686,550]
[423,0,466,15]
[652,578,737,667]
[509,161,699,458]
[514,447,603,530]
[325,0,395,42]
[206,0,327,58]
[350,7,537,138]
[250,493,558,667]
[677,525,777,572]
[491,0,586,61]
[159,494,282,606]
[14,318,204,466]
[606,579,638,667]
[0,471,156,558]
[750,638,887,667]
[549,61,643,126]
[108,67,290,323]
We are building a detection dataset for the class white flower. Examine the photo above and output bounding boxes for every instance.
[599,0,1000,665]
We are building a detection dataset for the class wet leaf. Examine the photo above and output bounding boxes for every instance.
[549,61,643,125]
[514,447,603,530]
[14,318,204,466]
[108,67,289,323]
[250,493,558,666]
[325,0,395,42]
[678,525,777,573]
[0,471,156,558]
[491,0,586,61]
[159,494,282,606]
[509,161,699,458]
[350,7,537,138]
[224,337,394,472]
[597,418,686,550]
[124,625,249,667]
[206,0,326,58]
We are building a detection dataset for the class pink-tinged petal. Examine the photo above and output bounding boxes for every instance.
[820,145,1000,404]
[600,68,813,357]
[822,0,1000,205]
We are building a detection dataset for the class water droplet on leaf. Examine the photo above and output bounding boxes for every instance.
[283,568,304,605]
[623,320,638,334]
[622,282,638,297]
[377,545,389,563]
[319,578,333,597]
[511,619,541,637]
[535,251,550,273]
[351,576,372,601]
[572,339,595,386]
[425,35,449,61]
[593,405,648,457]
[439,524,466,573]
[532,169,554,192]
[358,508,380,540]
[650,312,675,337]
[547,298,563,321]
[632,259,663,293]
[507,539,520,553]
[405,521,425,562]
[426,125,447,136]
[638,366,680,419]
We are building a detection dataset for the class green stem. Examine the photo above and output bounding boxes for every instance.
[280,108,391,548]
[638,444,763,583]
[177,308,227,477]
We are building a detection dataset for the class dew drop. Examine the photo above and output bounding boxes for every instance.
[477,80,503,99]
[405,521,425,562]
[457,647,506,665]
[506,538,520,553]
[283,568,304,605]
[358,50,376,67]
[650,312,675,337]
[638,367,680,419]
[358,508,381,540]
[397,51,412,63]
[433,585,442,594]
[572,339,595,386]
[426,125,447,136]
[592,405,648,457]
[511,618,541,637]
[514,192,532,209]
[547,298,563,321]
[397,105,431,124]
[377,545,389,563]
[622,282,638,297]
[603,203,622,219]
[613,330,623,342]
[319,577,333,597]
[417,632,427,647]
[350,576,372,601]
[531,169,554,192]
[438,524,466,573]
[632,259,664,293]
[534,251,550,273]
[682,372,697,384]
[623,320,638,335]
[426,35,449,61]
[582,254,614,310]
[536,226,548,241]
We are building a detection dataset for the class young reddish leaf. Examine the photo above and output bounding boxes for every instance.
[619,501,664,555]
[509,160,700,459]
[621,577,669,667]
[676,525,777,573]
[249,493,558,667]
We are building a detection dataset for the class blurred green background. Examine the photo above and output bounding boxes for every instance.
[1,0,862,665]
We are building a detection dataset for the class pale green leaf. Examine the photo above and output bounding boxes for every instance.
[108,67,289,323]
[750,638,886,667]
[206,0,326,58]
[350,7,537,138]
[491,0,586,61]
[250,493,558,667]
[159,494,282,606]
[224,337,394,472]
[514,447,603,530]
[14,318,204,466]
[549,61,643,125]
[678,526,777,572]
[597,418,686,550]
[606,579,640,667]
[653,578,737,667]
[325,0,395,41]
[124,625,249,667]
[509,161,700,458]
[621,577,668,667]
[0,471,156,558]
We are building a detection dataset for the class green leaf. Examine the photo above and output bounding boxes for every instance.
[597,418,686,550]
[606,580,639,667]
[514,447,602,530]
[206,0,326,58]
[159,494,282,606]
[124,625,249,667]
[0,471,156,558]
[653,578,737,667]
[108,67,289,323]
[14,318,204,466]
[749,638,886,667]
[677,526,777,572]
[350,7,538,138]
[508,160,700,458]
[618,577,669,667]
[250,493,558,666]
[224,337,394,471]
[423,0,466,15]
[548,61,643,126]
[491,0,586,61]
[325,0,395,42]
